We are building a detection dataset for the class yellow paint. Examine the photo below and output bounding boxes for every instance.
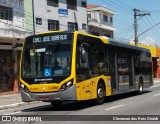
[129,42,156,57]
[156,47,160,57]
[20,31,112,101]
[19,76,73,92]
[76,76,112,101]
[37,30,64,35]
[138,44,156,57]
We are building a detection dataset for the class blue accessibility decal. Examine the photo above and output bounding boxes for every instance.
[44,68,52,77]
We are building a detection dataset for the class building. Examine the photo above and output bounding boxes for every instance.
[129,41,160,78]
[33,0,87,33]
[87,4,116,38]
[0,0,33,94]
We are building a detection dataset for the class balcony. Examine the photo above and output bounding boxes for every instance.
[88,18,116,31]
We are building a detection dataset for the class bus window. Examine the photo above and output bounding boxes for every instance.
[105,49,110,74]
[91,43,105,75]
[76,42,91,82]
[117,49,129,84]
[22,44,71,78]
[81,45,89,68]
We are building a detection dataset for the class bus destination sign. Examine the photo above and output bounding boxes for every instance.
[33,35,68,43]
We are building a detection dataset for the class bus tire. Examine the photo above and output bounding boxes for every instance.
[138,78,143,95]
[50,101,62,107]
[96,83,105,105]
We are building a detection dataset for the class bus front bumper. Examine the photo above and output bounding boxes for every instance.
[21,85,77,102]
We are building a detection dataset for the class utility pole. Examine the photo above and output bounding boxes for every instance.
[133,8,138,46]
[32,0,35,35]
[133,8,150,46]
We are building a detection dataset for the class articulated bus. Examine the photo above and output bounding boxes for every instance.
[20,31,153,106]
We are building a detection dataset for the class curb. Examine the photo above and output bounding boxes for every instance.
[0,101,41,110]
[154,81,160,84]
[0,102,25,110]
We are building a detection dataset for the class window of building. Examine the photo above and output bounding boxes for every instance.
[0,5,13,21]
[67,0,77,10]
[82,23,86,29]
[48,19,59,31]
[81,1,86,8]
[103,15,108,22]
[47,0,58,7]
[110,17,113,23]
[68,22,78,31]
[87,14,91,19]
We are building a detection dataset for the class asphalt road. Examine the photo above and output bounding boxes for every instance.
[1,82,160,124]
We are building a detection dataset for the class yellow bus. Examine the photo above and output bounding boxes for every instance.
[19,31,153,106]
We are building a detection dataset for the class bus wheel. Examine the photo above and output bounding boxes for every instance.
[96,83,105,105]
[50,101,62,107]
[138,78,143,95]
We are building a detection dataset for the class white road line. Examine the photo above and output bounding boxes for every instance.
[4,111,21,115]
[105,104,124,111]
[154,94,160,97]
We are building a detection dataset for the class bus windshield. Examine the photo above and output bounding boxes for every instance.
[22,43,72,78]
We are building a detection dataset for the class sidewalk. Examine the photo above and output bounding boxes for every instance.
[0,78,160,110]
[153,78,160,83]
[0,93,39,110]
[0,94,27,110]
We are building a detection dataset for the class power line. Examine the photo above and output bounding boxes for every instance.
[141,18,160,37]
[100,0,132,15]
[115,25,134,36]
[116,0,133,10]
[138,22,160,37]
[110,0,132,12]
[133,8,150,45]
[114,18,133,24]
[149,16,160,31]
[145,17,160,35]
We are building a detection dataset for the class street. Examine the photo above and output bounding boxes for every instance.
[1,1,160,124]
[0,82,160,124]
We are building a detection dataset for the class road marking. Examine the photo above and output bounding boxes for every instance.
[154,93,160,97]
[105,104,124,111]
[4,111,21,115]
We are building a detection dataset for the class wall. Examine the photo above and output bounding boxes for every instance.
[33,0,87,33]
[0,0,30,38]
[24,0,33,33]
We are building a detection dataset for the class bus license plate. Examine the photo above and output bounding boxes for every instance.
[39,97,49,101]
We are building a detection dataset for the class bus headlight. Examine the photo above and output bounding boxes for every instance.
[20,83,30,93]
[60,80,73,91]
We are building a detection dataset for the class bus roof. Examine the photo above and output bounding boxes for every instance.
[27,31,150,53]
[109,38,150,52]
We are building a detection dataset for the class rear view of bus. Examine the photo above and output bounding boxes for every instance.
[20,32,76,106]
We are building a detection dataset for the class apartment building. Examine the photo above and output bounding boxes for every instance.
[33,0,87,33]
[0,0,34,94]
[87,4,116,38]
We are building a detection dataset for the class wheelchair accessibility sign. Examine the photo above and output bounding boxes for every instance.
[44,68,52,77]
